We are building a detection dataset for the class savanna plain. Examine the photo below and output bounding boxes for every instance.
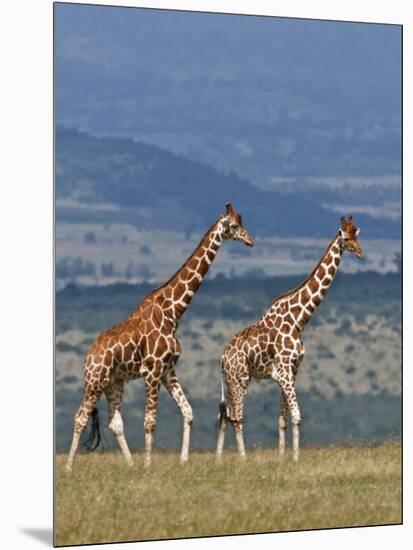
[55,442,401,546]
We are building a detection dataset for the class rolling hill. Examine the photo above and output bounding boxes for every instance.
[56,127,400,240]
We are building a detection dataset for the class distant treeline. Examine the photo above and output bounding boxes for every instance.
[56,256,155,281]
[56,270,401,335]
[56,384,400,451]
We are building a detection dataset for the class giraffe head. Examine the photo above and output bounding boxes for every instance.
[220,202,254,247]
[339,216,363,259]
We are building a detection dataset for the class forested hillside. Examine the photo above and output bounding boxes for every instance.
[56,127,400,240]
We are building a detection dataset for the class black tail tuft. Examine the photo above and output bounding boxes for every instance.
[217,400,229,430]
[81,408,102,452]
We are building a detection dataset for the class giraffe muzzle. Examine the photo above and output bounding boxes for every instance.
[243,235,254,247]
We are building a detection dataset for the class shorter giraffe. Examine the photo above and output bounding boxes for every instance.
[216,216,363,461]
[65,203,253,472]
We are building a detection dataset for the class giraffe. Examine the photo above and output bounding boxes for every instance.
[65,203,254,472]
[216,216,363,462]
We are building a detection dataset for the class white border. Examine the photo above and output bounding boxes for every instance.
[1,1,410,549]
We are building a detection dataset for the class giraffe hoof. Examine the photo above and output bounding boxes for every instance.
[180,456,189,465]
[64,464,72,474]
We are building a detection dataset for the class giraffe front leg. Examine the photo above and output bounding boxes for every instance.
[162,368,193,464]
[291,408,301,462]
[278,391,288,457]
[275,364,301,462]
[290,360,302,462]
[104,380,133,466]
[143,374,161,468]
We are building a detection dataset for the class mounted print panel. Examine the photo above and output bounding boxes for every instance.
[54,2,402,546]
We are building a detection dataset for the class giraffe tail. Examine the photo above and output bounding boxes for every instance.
[217,361,229,429]
[81,408,102,452]
[217,401,228,429]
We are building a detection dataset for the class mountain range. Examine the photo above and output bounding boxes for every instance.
[56,5,401,187]
[56,126,400,240]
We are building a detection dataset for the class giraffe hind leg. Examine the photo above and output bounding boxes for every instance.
[104,379,133,466]
[65,385,103,472]
[228,371,249,459]
[81,407,101,452]
[162,367,193,464]
[216,356,249,459]
[216,359,229,459]
[216,401,228,459]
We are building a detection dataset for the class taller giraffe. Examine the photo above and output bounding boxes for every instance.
[216,216,363,461]
[65,203,253,472]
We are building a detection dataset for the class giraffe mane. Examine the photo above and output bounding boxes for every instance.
[267,233,339,308]
[140,217,221,303]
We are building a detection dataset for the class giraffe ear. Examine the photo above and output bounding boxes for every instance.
[226,202,235,216]
[340,216,348,230]
[222,217,231,230]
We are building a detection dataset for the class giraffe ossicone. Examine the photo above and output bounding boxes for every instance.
[216,216,363,462]
[65,203,254,472]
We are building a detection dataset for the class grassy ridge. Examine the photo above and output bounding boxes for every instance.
[55,442,401,546]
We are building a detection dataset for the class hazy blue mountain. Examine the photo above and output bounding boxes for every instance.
[55,5,401,187]
[56,127,400,239]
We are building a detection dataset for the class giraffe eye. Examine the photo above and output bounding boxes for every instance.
[230,223,239,230]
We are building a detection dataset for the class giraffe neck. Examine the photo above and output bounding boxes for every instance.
[152,219,223,322]
[266,233,343,332]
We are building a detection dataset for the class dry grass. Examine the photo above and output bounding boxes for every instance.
[55,442,401,546]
